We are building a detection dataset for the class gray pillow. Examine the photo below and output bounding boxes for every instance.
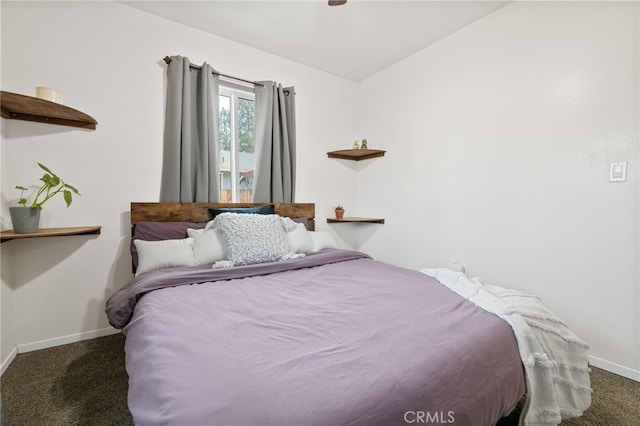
[212,213,291,266]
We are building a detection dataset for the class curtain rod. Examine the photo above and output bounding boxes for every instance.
[163,56,264,88]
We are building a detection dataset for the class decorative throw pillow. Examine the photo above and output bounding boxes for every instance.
[309,231,339,252]
[287,223,314,254]
[133,238,197,276]
[212,213,291,266]
[208,205,275,219]
[187,226,227,265]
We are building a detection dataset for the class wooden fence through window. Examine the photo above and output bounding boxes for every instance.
[220,189,253,203]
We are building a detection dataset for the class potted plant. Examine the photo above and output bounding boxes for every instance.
[334,205,345,220]
[10,163,80,233]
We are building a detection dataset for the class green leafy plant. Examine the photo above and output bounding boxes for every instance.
[15,163,80,209]
[334,204,344,211]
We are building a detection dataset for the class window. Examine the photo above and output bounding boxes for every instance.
[219,83,255,202]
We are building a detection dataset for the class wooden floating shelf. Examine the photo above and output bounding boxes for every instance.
[1,90,97,130]
[327,149,386,161]
[327,217,385,224]
[1,226,102,243]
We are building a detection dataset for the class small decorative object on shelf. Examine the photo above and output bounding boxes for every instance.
[334,205,345,220]
[361,138,368,149]
[352,140,360,150]
[35,87,63,104]
[10,163,80,233]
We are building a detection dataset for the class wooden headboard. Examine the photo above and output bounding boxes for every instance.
[130,202,315,231]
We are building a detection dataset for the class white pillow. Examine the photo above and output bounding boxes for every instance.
[309,231,338,252]
[134,238,197,276]
[187,227,227,265]
[287,223,314,254]
[212,213,291,266]
[280,216,299,232]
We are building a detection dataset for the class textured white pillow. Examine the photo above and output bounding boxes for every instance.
[134,238,197,276]
[187,227,227,265]
[309,231,338,252]
[287,223,314,254]
[213,213,291,266]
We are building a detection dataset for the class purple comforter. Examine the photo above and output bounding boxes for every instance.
[106,249,525,425]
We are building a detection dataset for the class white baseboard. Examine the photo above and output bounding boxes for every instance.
[16,327,121,354]
[0,346,18,376]
[589,355,640,382]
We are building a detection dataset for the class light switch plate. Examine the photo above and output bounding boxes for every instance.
[609,162,627,182]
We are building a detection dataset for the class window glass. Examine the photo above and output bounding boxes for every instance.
[219,86,255,202]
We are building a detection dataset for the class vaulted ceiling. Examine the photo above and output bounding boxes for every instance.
[121,1,510,81]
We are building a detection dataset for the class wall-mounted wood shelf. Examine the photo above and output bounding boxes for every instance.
[1,226,101,243]
[327,149,385,225]
[1,90,97,130]
[327,217,385,224]
[327,149,386,161]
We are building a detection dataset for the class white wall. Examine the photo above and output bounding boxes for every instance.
[358,1,639,377]
[0,0,17,371]
[1,119,18,371]
[0,1,359,365]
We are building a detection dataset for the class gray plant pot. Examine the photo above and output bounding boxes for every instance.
[9,206,41,234]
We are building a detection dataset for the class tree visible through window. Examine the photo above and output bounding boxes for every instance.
[219,85,255,202]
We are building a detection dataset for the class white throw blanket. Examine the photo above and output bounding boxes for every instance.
[421,268,592,426]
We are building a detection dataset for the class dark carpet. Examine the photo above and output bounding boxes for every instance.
[1,334,638,425]
[1,334,132,426]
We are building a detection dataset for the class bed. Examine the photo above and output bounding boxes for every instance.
[106,202,590,426]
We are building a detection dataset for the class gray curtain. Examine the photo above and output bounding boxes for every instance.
[253,81,296,203]
[160,56,220,202]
